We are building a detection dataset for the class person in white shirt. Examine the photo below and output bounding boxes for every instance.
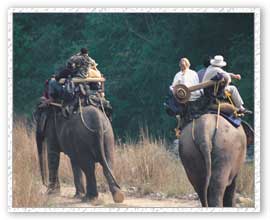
[202,55,252,114]
[170,57,202,101]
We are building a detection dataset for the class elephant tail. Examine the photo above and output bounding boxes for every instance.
[193,119,212,207]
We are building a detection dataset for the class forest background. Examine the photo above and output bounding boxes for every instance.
[13,13,254,141]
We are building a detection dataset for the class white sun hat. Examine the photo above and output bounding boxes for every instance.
[210,55,227,67]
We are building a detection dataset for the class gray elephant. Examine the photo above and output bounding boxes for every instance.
[35,104,124,203]
[178,113,253,207]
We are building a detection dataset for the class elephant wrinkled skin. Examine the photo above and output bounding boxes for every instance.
[178,114,247,207]
[36,105,124,203]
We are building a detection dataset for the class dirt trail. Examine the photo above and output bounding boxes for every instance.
[45,185,201,208]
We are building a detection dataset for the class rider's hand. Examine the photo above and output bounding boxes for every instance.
[234,74,241,80]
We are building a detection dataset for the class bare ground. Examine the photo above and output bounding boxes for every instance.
[44,185,201,208]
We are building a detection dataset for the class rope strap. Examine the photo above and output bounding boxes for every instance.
[216,101,221,129]
[213,81,220,96]
[224,90,240,116]
[224,90,234,106]
[79,97,97,133]
[192,119,195,141]
[78,97,110,133]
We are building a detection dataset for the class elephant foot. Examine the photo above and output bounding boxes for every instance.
[112,189,124,203]
[81,194,98,203]
[47,187,60,195]
[82,195,104,206]
[73,192,85,199]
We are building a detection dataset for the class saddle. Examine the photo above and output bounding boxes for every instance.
[168,76,246,137]
[35,74,112,127]
[61,84,112,119]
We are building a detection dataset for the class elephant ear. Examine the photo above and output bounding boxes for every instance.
[241,120,254,146]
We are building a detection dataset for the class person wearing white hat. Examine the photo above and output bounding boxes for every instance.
[202,55,251,114]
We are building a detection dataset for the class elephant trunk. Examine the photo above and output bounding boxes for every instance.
[36,132,48,186]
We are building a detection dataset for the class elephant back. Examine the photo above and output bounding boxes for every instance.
[79,105,111,133]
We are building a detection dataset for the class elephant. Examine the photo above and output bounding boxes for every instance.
[178,113,253,207]
[35,104,124,203]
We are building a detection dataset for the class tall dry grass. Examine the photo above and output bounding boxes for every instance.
[58,154,74,185]
[236,161,255,199]
[13,118,74,207]
[12,119,254,207]
[12,118,47,207]
[112,131,194,196]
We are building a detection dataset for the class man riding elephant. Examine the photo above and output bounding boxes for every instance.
[48,47,101,102]
[67,47,98,78]
[35,47,112,121]
[165,57,206,136]
[202,55,252,114]
[170,57,202,101]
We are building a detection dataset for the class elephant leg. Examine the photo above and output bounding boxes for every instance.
[179,140,208,207]
[102,131,124,203]
[207,170,228,207]
[188,174,207,207]
[70,159,85,198]
[180,162,207,207]
[102,162,124,203]
[81,161,98,202]
[223,176,237,207]
[47,149,60,194]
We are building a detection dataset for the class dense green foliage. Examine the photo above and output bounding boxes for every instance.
[13,13,254,140]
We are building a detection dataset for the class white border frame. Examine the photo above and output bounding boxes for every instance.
[7,7,260,212]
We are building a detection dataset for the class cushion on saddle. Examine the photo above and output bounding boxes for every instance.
[209,110,241,128]
[209,102,237,115]
[87,69,102,78]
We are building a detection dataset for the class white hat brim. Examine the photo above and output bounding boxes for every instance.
[210,59,227,67]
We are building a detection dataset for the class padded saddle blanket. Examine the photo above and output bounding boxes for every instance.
[209,110,241,128]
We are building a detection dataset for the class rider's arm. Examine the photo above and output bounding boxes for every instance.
[230,73,241,80]
[216,68,232,84]
[217,67,241,81]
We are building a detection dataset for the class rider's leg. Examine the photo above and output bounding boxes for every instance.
[225,85,244,109]
[225,85,252,114]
